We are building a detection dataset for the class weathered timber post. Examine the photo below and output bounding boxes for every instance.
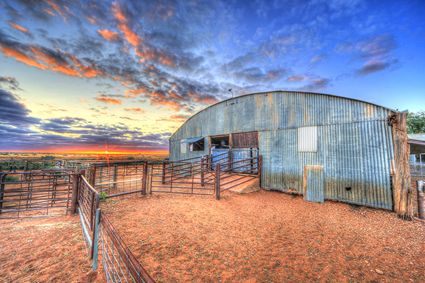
[161,161,166,184]
[215,163,221,200]
[258,155,263,189]
[200,157,205,187]
[142,162,148,195]
[70,171,80,214]
[113,164,118,190]
[0,173,6,214]
[389,111,413,219]
[417,180,424,219]
[92,208,101,270]
[228,150,233,172]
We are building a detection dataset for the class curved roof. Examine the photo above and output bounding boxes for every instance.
[171,90,395,139]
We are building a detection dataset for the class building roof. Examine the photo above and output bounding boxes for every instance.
[408,134,425,145]
[171,90,396,139]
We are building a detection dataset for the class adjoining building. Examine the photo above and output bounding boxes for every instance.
[169,91,413,218]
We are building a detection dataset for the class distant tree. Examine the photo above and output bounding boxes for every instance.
[407,111,425,134]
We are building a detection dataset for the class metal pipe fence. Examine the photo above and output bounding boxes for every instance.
[86,161,148,198]
[0,170,73,219]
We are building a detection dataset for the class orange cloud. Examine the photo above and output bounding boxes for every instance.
[125,87,147,98]
[97,29,119,41]
[45,0,67,20]
[9,22,29,34]
[112,2,141,47]
[169,114,190,122]
[0,46,47,70]
[124,107,145,113]
[95,95,122,105]
[30,47,80,77]
[188,91,218,104]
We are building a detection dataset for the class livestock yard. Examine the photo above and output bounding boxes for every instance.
[0,92,425,282]
[1,189,424,282]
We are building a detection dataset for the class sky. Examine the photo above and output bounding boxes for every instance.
[0,0,424,153]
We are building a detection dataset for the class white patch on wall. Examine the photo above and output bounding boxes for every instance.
[180,141,187,154]
[298,126,317,152]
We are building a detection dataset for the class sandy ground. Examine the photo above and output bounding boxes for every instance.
[103,191,425,283]
[0,216,102,283]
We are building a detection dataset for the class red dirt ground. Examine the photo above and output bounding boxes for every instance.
[103,191,425,283]
[0,216,103,283]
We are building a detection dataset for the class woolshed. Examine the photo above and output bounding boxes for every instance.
[169,91,412,217]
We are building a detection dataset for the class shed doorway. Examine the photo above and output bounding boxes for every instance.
[209,132,259,173]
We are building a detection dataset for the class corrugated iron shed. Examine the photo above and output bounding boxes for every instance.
[170,91,397,210]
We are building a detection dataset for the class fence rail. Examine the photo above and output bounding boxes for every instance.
[86,161,148,198]
[101,214,155,283]
[0,171,73,218]
[150,157,216,196]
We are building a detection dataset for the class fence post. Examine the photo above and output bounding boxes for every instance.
[201,157,205,187]
[215,163,221,200]
[417,180,424,219]
[228,150,233,172]
[142,162,148,195]
[258,155,263,189]
[92,208,101,270]
[113,165,118,190]
[162,161,166,184]
[0,173,6,214]
[70,171,80,214]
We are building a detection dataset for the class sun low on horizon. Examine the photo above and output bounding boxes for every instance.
[0,0,424,153]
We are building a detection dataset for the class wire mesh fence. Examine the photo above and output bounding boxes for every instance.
[100,214,155,283]
[0,170,73,219]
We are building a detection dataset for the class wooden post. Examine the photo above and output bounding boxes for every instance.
[92,208,101,270]
[215,163,221,200]
[389,112,413,219]
[228,150,233,172]
[142,162,148,195]
[70,172,80,214]
[258,155,263,189]
[417,180,424,219]
[0,173,6,214]
[162,161,166,184]
[201,157,205,187]
[113,164,118,190]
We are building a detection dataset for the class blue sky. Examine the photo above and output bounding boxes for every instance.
[0,0,424,152]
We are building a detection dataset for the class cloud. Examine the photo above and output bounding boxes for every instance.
[299,77,331,91]
[357,59,398,75]
[286,75,306,82]
[0,31,103,78]
[124,107,145,113]
[97,29,119,41]
[8,22,30,34]
[232,67,287,83]
[95,94,122,105]
[112,2,142,47]
[0,89,39,126]
[338,34,398,76]
[0,76,22,91]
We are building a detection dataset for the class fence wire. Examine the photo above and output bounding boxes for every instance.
[100,214,155,283]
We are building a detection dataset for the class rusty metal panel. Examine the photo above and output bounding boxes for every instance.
[232,131,258,148]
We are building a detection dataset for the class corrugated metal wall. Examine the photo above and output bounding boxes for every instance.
[170,91,395,210]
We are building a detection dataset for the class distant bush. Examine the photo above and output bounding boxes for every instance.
[4,175,19,182]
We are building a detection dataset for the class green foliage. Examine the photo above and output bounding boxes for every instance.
[99,191,108,201]
[4,175,19,182]
[407,111,425,134]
